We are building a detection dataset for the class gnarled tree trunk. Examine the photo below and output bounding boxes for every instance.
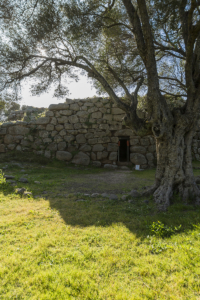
[147,124,200,210]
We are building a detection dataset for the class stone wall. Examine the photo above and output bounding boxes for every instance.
[0,97,198,167]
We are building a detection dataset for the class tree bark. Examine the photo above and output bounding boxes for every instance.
[145,124,200,210]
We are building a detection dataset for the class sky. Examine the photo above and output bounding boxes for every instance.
[20,76,97,108]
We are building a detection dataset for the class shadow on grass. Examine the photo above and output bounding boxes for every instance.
[1,158,200,239]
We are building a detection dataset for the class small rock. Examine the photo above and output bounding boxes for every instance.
[143,200,149,204]
[6,180,16,184]
[15,188,26,194]
[104,164,118,169]
[20,170,26,172]
[24,192,32,196]
[42,191,48,194]
[2,166,8,170]
[120,166,130,170]
[128,199,133,203]
[121,195,128,201]
[129,189,140,197]
[109,194,118,200]
[76,199,86,202]
[101,193,109,198]
[91,193,100,197]
[34,195,41,199]
[84,194,90,197]
[34,181,41,184]
[4,175,15,179]
[19,178,29,183]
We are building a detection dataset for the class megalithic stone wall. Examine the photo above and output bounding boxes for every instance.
[0,97,197,168]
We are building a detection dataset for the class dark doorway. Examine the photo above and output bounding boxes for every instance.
[118,137,130,162]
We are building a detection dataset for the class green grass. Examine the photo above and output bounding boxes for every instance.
[0,159,200,299]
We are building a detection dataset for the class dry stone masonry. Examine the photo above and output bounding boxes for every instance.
[0,97,197,168]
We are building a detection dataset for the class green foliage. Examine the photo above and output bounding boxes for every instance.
[149,221,182,238]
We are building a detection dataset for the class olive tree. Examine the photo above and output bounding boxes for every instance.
[1,0,200,209]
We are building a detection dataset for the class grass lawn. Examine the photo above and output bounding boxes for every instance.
[0,157,200,299]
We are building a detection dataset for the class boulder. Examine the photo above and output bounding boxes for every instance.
[76,134,86,144]
[129,189,140,197]
[8,126,29,135]
[56,151,72,161]
[72,151,90,166]
[0,145,6,152]
[79,144,92,152]
[130,146,146,154]
[92,112,102,119]
[107,143,118,152]
[130,153,147,165]
[4,134,14,144]
[92,144,104,152]
[35,117,50,125]
[109,152,118,160]
[112,108,124,114]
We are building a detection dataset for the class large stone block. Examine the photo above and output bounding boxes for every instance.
[0,128,7,135]
[49,103,70,110]
[35,117,50,125]
[130,153,147,165]
[130,138,140,146]
[64,123,74,130]
[92,144,104,152]
[91,152,96,160]
[64,135,75,143]
[79,144,92,152]
[70,103,80,111]
[45,111,54,117]
[113,115,124,122]
[56,151,72,161]
[47,143,57,152]
[0,144,6,152]
[146,152,154,161]
[4,134,14,144]
[109,152,118,160]
[77,111,89,118]
[39,131,49,138]
[58,142,67,151]
[130,146,146,154]
[85,133,94,139]
[92,112,102,119]
[7,144,16,150]
[103,114,113,121]
[44,150,51,158]
[76,134,86,144]
[107,143,118,152]
[59,110,72,116]
[141,138,150,146]
[74,123,82,129]
[68,115,79,124]
[8,126,29,135]
[88,107,98,113]
[72,151,90,165]
[114,129,133,137]
[59,129,67,136]
[46,124,54,131]
[88,138,98,144]
[57,116,68,124]
[50,117,57,125]
[112,108,124,114]
[55,124,64,131]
